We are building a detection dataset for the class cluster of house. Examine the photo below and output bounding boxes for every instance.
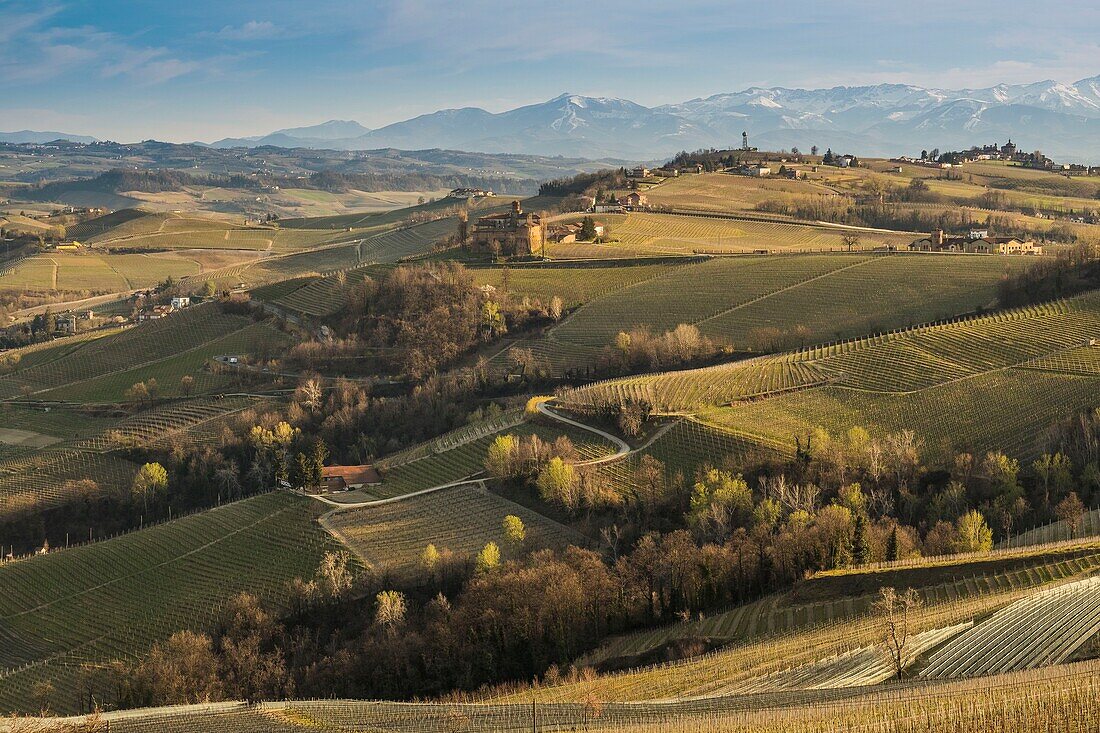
[447,187,494,199]
[908,229,1043,255]
[731,162,805,179]
[626,164,703,180]
[901,140,1096,175]
[546,221,605,244]
[54,309,95,334]
[136,296,192,322]
[590,191,647,213]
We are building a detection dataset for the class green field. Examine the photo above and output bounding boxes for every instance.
[549,212,915,257]
[0,492,342,715]
[504,253,1030,374]
[0,250,203,292]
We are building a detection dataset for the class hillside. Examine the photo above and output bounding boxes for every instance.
[0,155,1097,729]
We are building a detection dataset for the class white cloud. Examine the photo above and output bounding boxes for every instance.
[208,21,282,41]
[0,8,208,87]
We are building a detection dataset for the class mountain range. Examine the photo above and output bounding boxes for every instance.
[209,77,1100,162]
[0,130,99,145]
[8,77,1100,161]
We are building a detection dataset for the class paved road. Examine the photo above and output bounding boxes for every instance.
[306,400,670,516]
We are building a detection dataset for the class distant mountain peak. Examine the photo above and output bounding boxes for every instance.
[204,76,1100,162]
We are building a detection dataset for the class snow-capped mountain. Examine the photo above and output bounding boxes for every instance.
[206,77,1100,161]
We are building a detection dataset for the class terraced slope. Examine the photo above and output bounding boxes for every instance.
[0,493,341,715]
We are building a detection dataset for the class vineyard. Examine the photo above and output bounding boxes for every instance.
[469,258,693,309]
[0,447,136,519]
[76,212,351,253]
[920,576,1100,678]
[535,253,1029,375]
[0,493,342,715]
[702,368,1100,461]
[0,304,292,402]
[31,660,1099,732]
[577,549,1100,670]
[258,218,459,316]
[0,251,201,292]
[326,482,588,575]
[371,420,617,499]
[33,322,291,404]
[559,290,1100,459]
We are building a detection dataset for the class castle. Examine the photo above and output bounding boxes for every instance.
[468,200,544,256]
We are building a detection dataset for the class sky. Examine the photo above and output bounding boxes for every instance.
[2,0,1099,142]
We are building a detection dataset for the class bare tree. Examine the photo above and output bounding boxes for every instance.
[875,587,924,679]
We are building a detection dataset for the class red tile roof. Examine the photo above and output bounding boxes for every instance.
[321,465,382,486]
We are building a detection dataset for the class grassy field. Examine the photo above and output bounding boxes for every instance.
[0,492,342,715]
[0,250,203,292]
[326,482,588,575]
[548,212,914,257]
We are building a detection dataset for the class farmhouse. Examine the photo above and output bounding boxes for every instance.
[592,202,624,214]
[627,166,651,179]
[171,296,191,310]
[622,191,648,208]
[469,200,545,256]
[55,314,77,334]
[909,229,1043,255]
[736,163,771,177]
[548,221,605,243]
[320,465,382,491]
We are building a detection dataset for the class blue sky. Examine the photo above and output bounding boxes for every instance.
[2,0,1098,142]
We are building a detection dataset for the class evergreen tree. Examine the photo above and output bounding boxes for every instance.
[578,216,597,241]
[886,525,900,562]
[853,514,871,565]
